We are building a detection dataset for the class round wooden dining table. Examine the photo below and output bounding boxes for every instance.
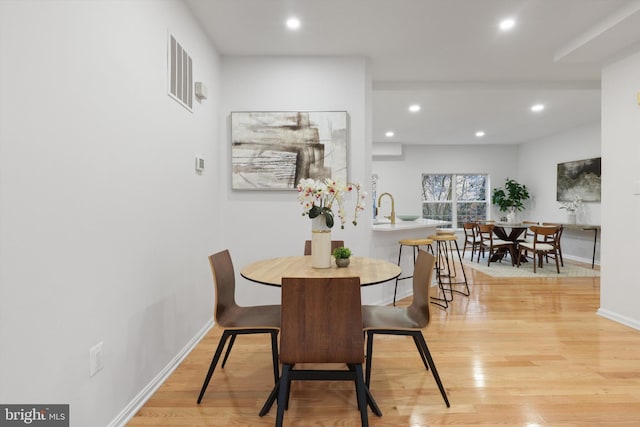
[240,255,401,287]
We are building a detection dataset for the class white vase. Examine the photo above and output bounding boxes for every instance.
[567,212,576,224]
[506,208,516,223]
[311,214,332,268]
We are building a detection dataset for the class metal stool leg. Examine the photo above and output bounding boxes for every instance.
[450,240,470,296]
[430,240,453,309]
[394,240,433,306]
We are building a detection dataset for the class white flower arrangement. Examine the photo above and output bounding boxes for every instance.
[296,178,366,229]
[559,197,582,213]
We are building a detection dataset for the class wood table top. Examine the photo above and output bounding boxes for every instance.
[240,255,401,287]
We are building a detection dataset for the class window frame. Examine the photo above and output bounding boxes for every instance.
[421,173,489,228]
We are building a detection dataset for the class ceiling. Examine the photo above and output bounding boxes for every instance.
[186,0,640,146]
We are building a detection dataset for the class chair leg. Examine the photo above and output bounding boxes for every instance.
[197,330,232,404]
[258,379,280,416]
[270,330,279,385]
[220,334,236,368]
[365,331,374,387]
[354,364,369,427]
[275,365,291,427]
[415,333,450,408]
[412,334,430,371]
[558,245,564,267]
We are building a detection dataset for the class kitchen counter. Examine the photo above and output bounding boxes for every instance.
[371,218,451,231]
[370,217,452,303]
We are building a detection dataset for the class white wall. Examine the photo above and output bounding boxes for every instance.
[372,144,520,219]
[0,1,220,425]
[599,48,640,329]
[219,56,376,304]
[518,122,602,263]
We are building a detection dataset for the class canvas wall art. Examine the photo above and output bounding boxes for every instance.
[231,111,348,190]
[557,157,601,202]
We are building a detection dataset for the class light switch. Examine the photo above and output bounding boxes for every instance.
[195,156,205,172]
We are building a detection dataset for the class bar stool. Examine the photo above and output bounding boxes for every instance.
[393,238,433,306]
[428,230,470,309]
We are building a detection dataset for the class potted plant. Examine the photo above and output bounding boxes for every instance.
[491,178,530,222]
[332,247,352,268]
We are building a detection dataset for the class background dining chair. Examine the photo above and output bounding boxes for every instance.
[362,250,450,408]
[303,239,344,255]
[542,222,564,266]
[462,222,482,260]
[197,249,281,404]
[268,276,373,427]
[516,225,561,273]
[477,223,515,266]
[520,220,539,242]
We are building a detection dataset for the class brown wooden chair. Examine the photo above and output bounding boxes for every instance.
[197,250,280,404]
[516,225,561,273]
[303,239,344,255]
[520,220,538,242]
[542,222,564,266]
[462,222,482,260]
[262,276,375,426]
[477,223,515,266]
[362,250,450,407]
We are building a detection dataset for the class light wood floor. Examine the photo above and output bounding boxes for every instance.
[128,260,640,426]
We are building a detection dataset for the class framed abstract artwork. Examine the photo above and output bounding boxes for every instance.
[557,157,601,202]
[231,111,348,190]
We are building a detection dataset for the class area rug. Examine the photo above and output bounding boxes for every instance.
[461,255,600,278]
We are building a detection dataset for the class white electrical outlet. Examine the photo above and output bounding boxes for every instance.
[89,342,104,377]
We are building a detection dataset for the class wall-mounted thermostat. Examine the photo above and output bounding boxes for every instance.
[195,156,205,172]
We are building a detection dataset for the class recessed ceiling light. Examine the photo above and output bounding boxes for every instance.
[385,131,395,137]
[286,17,301,30]
[409,104,421,113]
[499,18,516,31]
[475,131,485,137]
[531,103,545,112]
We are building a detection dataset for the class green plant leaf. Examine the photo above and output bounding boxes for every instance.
[308,205,322,218]
[491,178,530,212]
[332,247,351,258]
[322,208,335,228]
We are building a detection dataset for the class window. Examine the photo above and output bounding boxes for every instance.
[421,174,488,228]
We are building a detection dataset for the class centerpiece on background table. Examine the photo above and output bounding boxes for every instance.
[491,178,530,223]
[297,178,365,268]
[559,197,582,224]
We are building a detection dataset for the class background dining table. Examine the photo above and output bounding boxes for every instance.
[489,222,529,263]
[492,222,528,242]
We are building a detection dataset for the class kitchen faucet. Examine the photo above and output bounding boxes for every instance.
[377,192,396,224]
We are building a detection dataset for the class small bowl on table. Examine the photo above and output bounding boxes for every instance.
[397,215,420,222]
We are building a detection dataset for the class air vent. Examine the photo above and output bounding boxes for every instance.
[168,34,193,111]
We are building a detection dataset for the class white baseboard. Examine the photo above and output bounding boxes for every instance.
[108,318,215,427]
[563,253,600,266]
[597,308,640,331]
